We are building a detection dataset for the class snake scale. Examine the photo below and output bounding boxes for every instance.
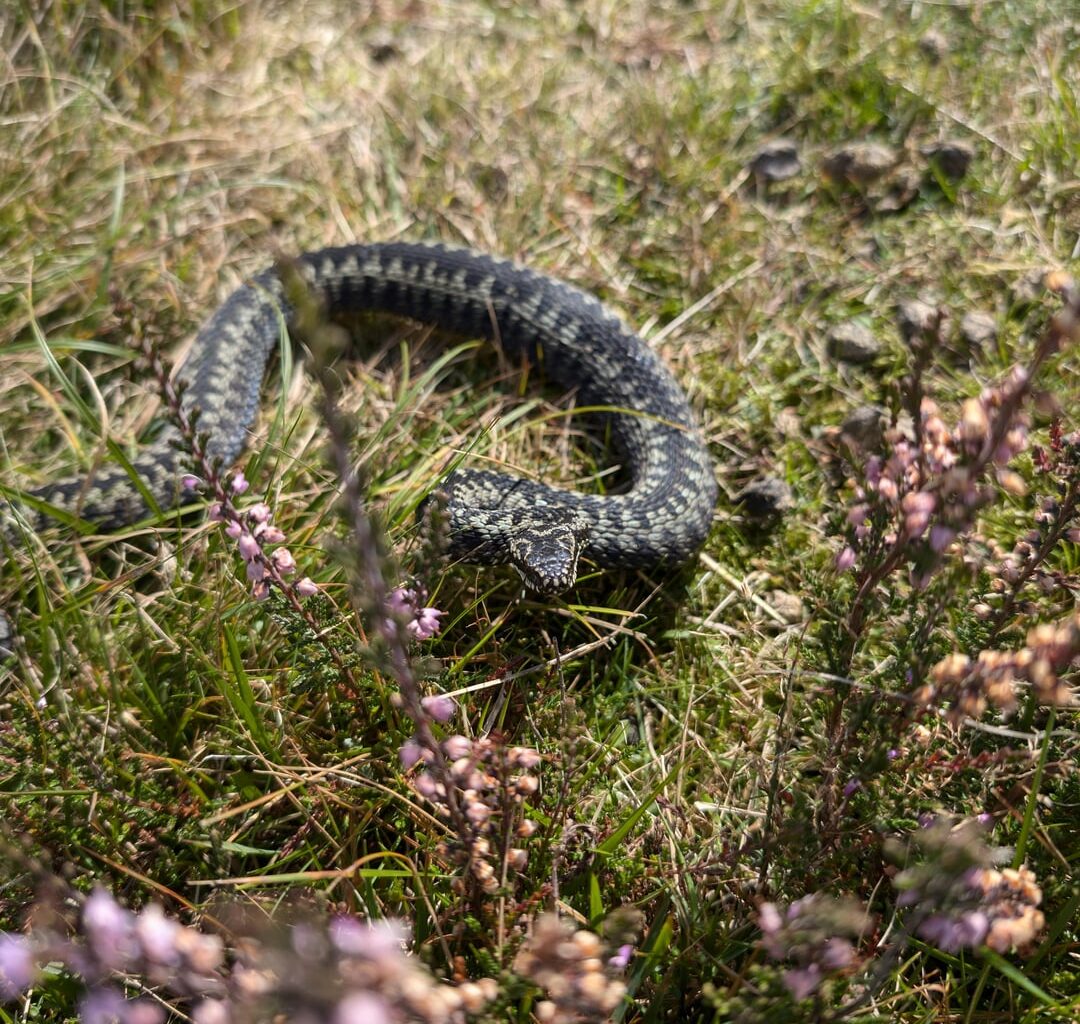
[5,242,716,596]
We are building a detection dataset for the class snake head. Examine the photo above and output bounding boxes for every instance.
[507,511,590,595]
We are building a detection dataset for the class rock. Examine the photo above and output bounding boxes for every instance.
[841,405,886,449]
[875,166,921,213]
[827,320,881,365]
[822,142,899,185]
[896,298,943,344]
[749,140,802,182]
[766,590,806,625]
[735,476,794,518]
[918,29,948,62]
[922,140,974,181]
[959,310,998,349]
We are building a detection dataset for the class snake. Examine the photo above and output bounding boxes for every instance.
[3,242,716,600]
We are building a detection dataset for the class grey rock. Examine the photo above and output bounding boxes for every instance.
[823,142,899,185]
[750,140,802,182]
[827,320,881,364]
[922,140,974,181]
[841,405,886,449]
[736,476,794,518]
[959,310,998,349]
[896,298,942,343]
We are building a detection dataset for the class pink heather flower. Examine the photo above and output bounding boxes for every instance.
[836,546,857,572]
[421,694,456,723]
[399,738,424,769]
[224,519,244,539]
[271,548,297,575]
[608,944,634,970]
[413,772,441,799]
[334,992,392,1024]
[252,580,271,601]
[386,587,417,617]
[246,561,265,583]
[134,905,180,965]
[0,933,34,999]
[191,1000,231,1024]
[443,735,472,759]
[328,918,409,960]
[237,533,260,562]
[758,903,783,936]
[230,472,249,495]
[208,503,225,522]
[782,964,822,1001]
[842,779,861,798]
[296,577,318,597]
[247,502,271,523]
[257,524,286,544]
[847,504,869,527]
[181,474,200,491]
[929,525,955,552]
[83,889,137,968]
[408,607,444,640]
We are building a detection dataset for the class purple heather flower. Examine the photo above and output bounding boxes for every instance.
[386,587,417,617]
[295,577,318,597]
[334,992,392,1024]
[409,607,443,640]
[836,546,857,572]
[230,472,249,495]
[420,694,456,723]
[0,933,34,999]
[271,547,296,575]
[134,905,180,966]
[887,748,900,760]
[842,779,861,798]
[83,889,137,969]
[929,525,956,553]
[80,986,163,1024]
[237,533,260,562]
[246,561,265,583]
[443,735,472,760]
[247,502,271,523]
[608,943,634,970]
[208,503,225,522]
[181,474,200,491]
[257,524,286,544]
[191,999,231,1024]
[783,964,823,1001]
[328,918,408,961]
[224,519,243,538]
[399,738,423,770]
[252,580,271,601]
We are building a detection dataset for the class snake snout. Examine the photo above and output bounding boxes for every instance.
[507,512,590,595]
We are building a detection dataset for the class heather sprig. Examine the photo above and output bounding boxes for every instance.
[836,275,1080,649]
[756,894,870,1001]
[512,914,630,1023]
[0,889,497,1023]
[890,817,1045,955]
[406,733,541,900]
[916,611,1078,721]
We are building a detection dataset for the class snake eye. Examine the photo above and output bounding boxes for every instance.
[508,514,590,595]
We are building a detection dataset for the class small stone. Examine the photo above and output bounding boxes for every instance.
[822,142,898,185]
[896,298,942,344]
[749,140,801,182]
[767,590,806,624]
[735,477,794,518]
[875,166,921,213]
[959,310,998,349]
[827,320,881,364]
[922,140,974,181]
[841,405,886,449]
[918,29,948,62]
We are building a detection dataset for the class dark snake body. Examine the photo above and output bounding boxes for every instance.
[11,242,716,593]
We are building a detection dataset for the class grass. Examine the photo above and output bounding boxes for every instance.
[1,0,1079,1020]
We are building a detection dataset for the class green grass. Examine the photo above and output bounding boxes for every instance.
[2,1,1079,1021]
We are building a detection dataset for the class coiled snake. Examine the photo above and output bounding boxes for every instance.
[3,242,716,602]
